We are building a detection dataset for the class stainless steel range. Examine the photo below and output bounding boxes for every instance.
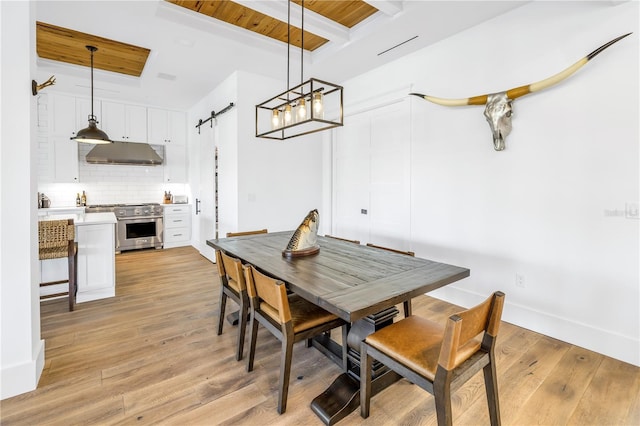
[86,203,163,253]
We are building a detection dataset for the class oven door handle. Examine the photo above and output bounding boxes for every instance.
[118,215,163,220]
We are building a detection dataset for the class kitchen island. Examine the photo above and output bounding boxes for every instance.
[39,212,117,303]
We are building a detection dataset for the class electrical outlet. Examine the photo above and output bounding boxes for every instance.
[515,273,525,288]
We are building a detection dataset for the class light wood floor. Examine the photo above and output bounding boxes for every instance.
[2,246,638,425]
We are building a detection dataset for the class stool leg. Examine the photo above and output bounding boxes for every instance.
[68,247,77,312]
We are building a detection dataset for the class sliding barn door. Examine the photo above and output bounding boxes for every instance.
[333,98,411,250]
[198,124,217,263]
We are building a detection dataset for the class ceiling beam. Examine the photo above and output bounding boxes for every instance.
[363,0,402,16]
[234,0,350,43]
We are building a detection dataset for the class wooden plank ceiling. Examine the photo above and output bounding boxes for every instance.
[168,0,378,51]
[36,21,151,77]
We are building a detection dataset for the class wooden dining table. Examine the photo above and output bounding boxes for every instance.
[207,231,470,424]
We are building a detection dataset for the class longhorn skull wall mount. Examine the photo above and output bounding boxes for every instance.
[411,33,632,151]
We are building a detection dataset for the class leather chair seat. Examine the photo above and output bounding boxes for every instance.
[260,294,339,334]
[366,315,481,381]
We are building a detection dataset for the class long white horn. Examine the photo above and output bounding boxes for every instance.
[410,33,632,105]
[507,32,632,100]
[409,93,488,106]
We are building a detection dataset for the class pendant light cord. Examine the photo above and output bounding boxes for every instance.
[90,47,95,118]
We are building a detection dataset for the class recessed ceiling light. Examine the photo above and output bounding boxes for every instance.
[157,72,177,81]
[174,38,195,47]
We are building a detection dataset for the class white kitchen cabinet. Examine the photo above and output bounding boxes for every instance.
[76,221,116,302]
[147,108,186,145]
[102,101,147,142]
[163,204,192,248]
[49,94,101,139]
[52,136,79,183]
[163,142,187,183]
[49,93,77,137]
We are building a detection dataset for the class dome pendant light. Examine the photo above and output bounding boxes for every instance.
[72,45,112,144]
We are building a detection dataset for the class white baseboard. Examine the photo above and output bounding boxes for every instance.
[1,339,45,400]
[430,286,640,367]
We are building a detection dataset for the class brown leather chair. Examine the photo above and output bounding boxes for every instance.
[360,291,505,426]
[215,250,249,361]
[38,219,77,311]
[366,242,415,316]
[226,229,268,237]
[243,263,348,414]
[325,235,360,244]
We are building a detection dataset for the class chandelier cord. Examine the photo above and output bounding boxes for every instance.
[286,0,290,99]
[300,0,304,85]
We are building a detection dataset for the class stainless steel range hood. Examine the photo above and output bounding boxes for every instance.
[86,142,163,165]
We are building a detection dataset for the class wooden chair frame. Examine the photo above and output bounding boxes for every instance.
[365,242,415,317]
[215,249,249,361]
[325,235,360,244]
[38,219,77,311]
[360,291,505,426]
[244,264,348,414]
[226,229,268,237]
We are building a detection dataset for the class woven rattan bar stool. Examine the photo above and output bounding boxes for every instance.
[38,219,78,311]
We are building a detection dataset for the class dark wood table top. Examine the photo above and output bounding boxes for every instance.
[207,231,470,322]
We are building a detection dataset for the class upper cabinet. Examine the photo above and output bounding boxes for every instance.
[101,101,147,143]
[147,108,186,145]
[50,94,99,139]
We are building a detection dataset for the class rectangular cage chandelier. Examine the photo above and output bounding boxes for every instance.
[255,0,343,140]
[256,78,343,140]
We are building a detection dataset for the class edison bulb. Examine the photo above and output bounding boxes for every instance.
[271,109,280,129]
[284,104,292,125]
[297,98,307,121]
[313,92,323,118]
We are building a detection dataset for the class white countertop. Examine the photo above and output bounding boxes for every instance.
[39,212,117,225]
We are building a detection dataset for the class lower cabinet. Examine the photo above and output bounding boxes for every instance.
[76,223,116,302]
[163,204,192,248]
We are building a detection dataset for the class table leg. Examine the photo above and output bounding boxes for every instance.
[310,306,400,425]
[226,310,251,326]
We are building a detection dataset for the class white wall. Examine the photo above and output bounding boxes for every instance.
[236,70,324,232]
[336,1,639,365]
[1,1,45,399]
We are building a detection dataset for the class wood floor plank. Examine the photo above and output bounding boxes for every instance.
[567,355,640,425]
[1,246,637,426]
[513,345,604,425]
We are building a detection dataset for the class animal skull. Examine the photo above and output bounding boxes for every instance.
[483,93,513,151]
[411,33,631,151]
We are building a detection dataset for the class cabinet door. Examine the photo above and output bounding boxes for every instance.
[76,223,115,302]
[52,136,79,183]
[147,108,169,144]
[50,94,77,137]
[101,101,147,142]
[164,142,187,183]
[168,110,186,144]
[148,109,186,144]
[126,105,148,142]
[101,101,127,141]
